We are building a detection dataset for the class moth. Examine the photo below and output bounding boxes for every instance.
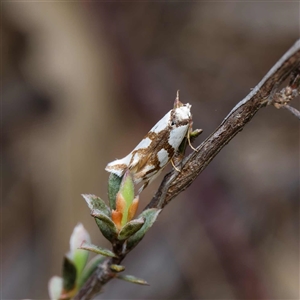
[105,91,198,192]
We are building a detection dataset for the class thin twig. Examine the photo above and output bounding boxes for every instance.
[74,39,300,300]
[283,104,300,119]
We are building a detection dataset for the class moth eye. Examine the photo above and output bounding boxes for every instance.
[171,120,176,126]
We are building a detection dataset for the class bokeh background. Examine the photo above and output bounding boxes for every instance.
[2,2,299,299]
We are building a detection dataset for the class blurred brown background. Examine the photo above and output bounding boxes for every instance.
[2,2,299,299]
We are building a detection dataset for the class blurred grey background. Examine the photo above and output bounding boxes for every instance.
[2,2,299,299]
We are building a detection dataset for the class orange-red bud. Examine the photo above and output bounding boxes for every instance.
[128,196,139,222]
[111,172,139,230]
[116,192,126,213]
[111,210,123,230]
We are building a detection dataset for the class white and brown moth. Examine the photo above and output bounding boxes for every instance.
[105,91,197,192]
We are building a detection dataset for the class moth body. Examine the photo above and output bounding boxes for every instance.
[106,93,192,192]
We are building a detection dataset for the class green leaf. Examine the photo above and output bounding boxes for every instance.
[62,256,77,292]
[116,274,149,286]
[110,264,125,272]
[80,242,117,258]
[92,209,118,242]
[126,208,161,251]
[190,128,203,140]
[82,194,110,217]
[72,248,89,278]
[118,218,144,241]
[108,173,123,210]
[119,171,134,207]
[92,209,118,237]
[94,219,116,243]
[69,223,90,277]
[77,255,107,288]
[119,171,135,226]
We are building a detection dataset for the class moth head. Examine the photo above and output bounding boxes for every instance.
[171,90,192,124]
[170,104,191,127]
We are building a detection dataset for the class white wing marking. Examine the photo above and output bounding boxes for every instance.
[157,148,169,168]
[105,152,132,176]
[168,125,189,149]
[105,137,152,174]
[150,111,171,133]
[132,137,152,151]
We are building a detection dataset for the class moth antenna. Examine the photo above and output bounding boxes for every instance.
[171,158,181,172]
[174,90,181,108]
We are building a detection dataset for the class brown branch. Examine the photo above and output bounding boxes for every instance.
[74,39,300,300]
[148,39,300,209]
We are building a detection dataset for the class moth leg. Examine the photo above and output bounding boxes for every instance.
[171,157,181,172]
[187,132,198,152]
[187,120,202,152]
[138,180,149,195]
[138,184,145,194]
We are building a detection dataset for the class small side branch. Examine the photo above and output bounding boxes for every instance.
[283,104,300,119]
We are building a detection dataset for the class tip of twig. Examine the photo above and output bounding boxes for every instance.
[283,104,300,120]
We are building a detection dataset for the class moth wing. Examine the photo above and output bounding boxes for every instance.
[168,124,190,149]
[105,153,132,177]
[138,165,164,194]
[105,110,171,176]
[135,129,171,171]
[137,124,189,180]
[149,111,171,133]
[105,137,152,177]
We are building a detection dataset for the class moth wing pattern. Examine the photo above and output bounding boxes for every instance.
[105,133,155,178]
[105,93,193,192]
[105,110,172,178]
[105,154,132,177]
